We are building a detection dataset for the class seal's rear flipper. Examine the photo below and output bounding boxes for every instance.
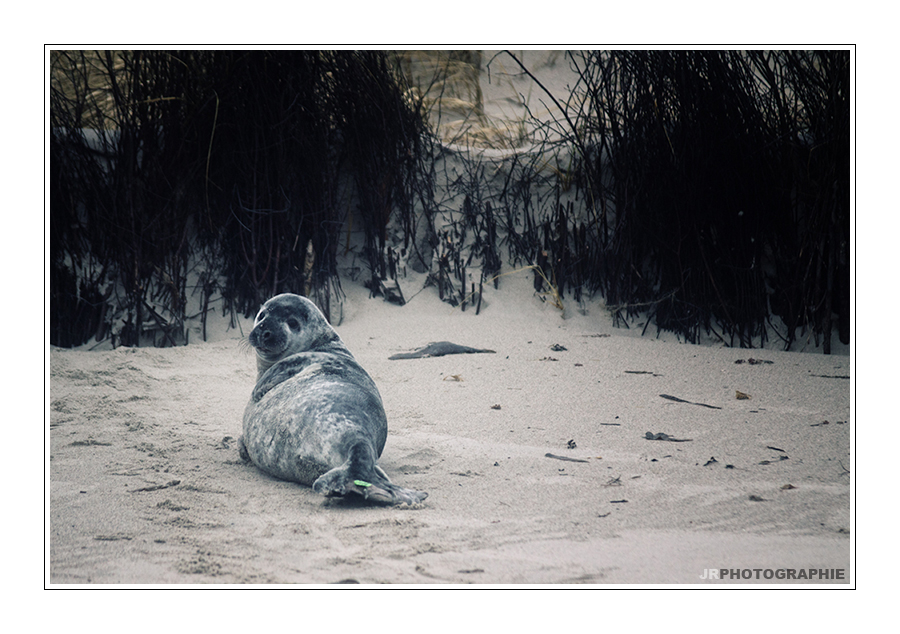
[354,478,428,505]
[312,463,427,506]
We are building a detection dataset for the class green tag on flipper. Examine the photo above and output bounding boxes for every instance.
[353,480,372,488]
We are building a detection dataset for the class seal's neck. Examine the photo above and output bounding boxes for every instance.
[256,355,275,379]
[254,333,351,381]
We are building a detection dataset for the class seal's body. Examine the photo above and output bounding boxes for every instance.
[239,293,426,505]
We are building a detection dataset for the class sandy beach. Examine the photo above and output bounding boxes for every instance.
[47,273,851,585]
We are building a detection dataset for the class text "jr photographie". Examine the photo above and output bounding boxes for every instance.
[700,568,846,581]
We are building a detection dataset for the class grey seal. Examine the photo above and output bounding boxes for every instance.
[238,293,427,505]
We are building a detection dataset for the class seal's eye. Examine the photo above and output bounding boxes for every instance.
[287,318,300,330]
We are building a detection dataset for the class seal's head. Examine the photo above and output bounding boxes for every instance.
[248,294,340,373]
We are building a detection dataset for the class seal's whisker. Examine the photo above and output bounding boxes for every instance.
[237,337,254,355]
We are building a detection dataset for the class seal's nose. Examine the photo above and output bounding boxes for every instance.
[249,322,274,351]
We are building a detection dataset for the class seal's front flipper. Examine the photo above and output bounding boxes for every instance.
[237,435,251,463]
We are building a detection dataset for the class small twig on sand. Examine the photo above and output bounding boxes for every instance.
[544,453,589,463]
